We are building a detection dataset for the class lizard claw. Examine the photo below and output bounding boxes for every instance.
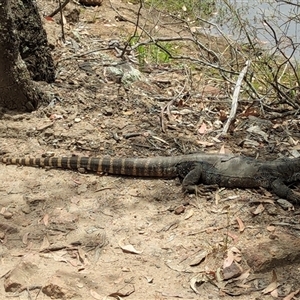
[182,184,198,194]
[286,191,300,204]
[182,184,218,197]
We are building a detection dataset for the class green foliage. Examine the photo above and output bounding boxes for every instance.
[130,36,176,67]
[145,0,216,19]
[137,43,172,65]
[130,0,300,107]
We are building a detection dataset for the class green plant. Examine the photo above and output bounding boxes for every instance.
[130,36,176,67]
[144,0,216,19]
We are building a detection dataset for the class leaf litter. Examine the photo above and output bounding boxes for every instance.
[1,0,300,298]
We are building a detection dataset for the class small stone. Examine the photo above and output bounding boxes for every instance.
[21,205,31,214]
[223,261,243,280]
[42,278,78,299]
[244,232,300,272]
[77,184,88,194]
[44,128,54,137]
[25,195,46,207]
[277,199,294,210]
[3,211,13,219]
[103,107,113,116]
[174,205,185,215]
[43,152,55,158]
[4,261,39,292]
[74,117,81,123]
[76,140,86,146]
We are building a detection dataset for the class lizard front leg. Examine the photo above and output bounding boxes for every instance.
[288,172,300,182]
[177,161,204,193]
[271,178,300,204]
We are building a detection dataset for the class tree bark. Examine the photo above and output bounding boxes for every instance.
[0,0,55,112]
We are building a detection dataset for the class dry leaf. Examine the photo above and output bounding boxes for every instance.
[119,238,143,254]
[230,246,241,253]
[61,14,67,25]
[219,144,226,154]
[241,106,260,117]
[234,269,251,281]
[52,251,68,263]
[215,267,223,283]
[145,276,153,283]
[223,249,234,268]
[251,198,274,204]
[211,137,222,143]
[266,225,276,232]
[189,250,208,266]
[43,214,49,227]
[108,284,135,297]
[90,289,102,300]
[196,140,214,147]
[262,270,278,294]
[190,273,210,294]
[22,232,30,245]
[198,122,207,134]
[236,216,245,232]
[39,235,50,252]
[283,289,300,300]
[78,247,88,265]
[236,283,251,288]
[247,125,268,142]
[184,209,194,220]
[228,247,242,263]
[227,231,238,242]
[271,288,278,297]
[253,203,265,215]
[44,16,54,21]
[215,191,220,205]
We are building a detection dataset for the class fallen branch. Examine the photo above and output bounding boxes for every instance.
[48,0,70,18]
[220,60,251,136]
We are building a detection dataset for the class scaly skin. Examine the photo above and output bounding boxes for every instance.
[2,154,300,203]
[1,153,230,177]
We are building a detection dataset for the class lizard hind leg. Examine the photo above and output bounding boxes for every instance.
[177,161,203,194]
[271,178,300,204]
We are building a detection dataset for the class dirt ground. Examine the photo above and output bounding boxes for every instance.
[0,0,300,299]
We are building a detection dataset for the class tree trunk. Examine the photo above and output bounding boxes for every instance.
[0,0,55,112]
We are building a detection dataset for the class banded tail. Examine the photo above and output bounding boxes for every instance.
[1,156,180,177]
[1,153,230,178]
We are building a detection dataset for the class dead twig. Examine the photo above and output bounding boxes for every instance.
[160,67,191,132]
[48,0,70,18]
[58,0,65,42]
[220,60,251,136]
[6,285,42,298]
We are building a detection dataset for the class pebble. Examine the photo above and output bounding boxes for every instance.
[103,107,113,116]
[277,199,294,210]
[3,211,13,219]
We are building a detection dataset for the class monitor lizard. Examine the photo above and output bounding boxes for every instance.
[1,154,300,203]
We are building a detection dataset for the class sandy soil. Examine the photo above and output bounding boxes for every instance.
[0,1,300,299]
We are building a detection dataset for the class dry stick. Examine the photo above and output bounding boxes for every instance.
[48,0,70,18]
[220,60,251,136]
[58,0,66,42]
[160,75,189,132]
[109,0,143,59]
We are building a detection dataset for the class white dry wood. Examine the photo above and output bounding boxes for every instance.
[221,60,251,136]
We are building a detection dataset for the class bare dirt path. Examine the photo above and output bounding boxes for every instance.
[0,1,300,299]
